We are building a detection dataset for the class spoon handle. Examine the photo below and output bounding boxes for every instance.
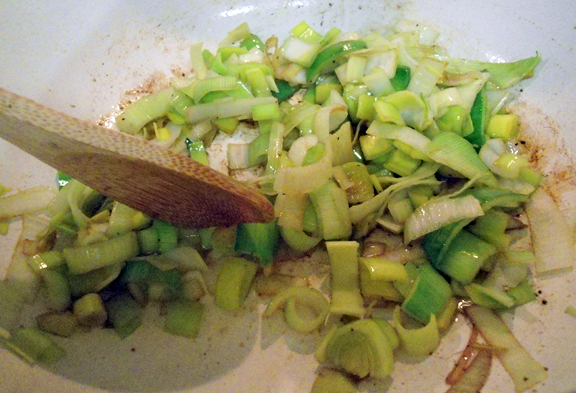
[0,87,274,228]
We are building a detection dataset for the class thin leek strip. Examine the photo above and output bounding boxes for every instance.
[367,123,431,159]
[187,75,238,103]
[266,121,285,175]
[329,122,355,166]
[310,181,352,240]
[106,201,150,238]
[349,162,440,224]
[66,180,91,229]
[403,194,484,244]
[422,219,474,267]
[462,187,528,211]
[7,215,49,303]
[306,40,368,83]
[436,230,496,285]
[446,347,492,393]
[465,283,515,309]
[425,132,497,187]
[190,42,208,80]
[407,57,447,96]
[402,263,452,324]
[275,192,308,230]
[145,246,208,272]
[0,185,56,220]
[325,241,364,318]
[465,305,548,392]
[289,134,319,166]
[116,87,175,134]
[467,209,511,252]
[63,231,139,275]
[185,96,277,123]
[164,299,204,338]
[316,319,394,379]
[393,306,440,357]
[263,286,329,333]
[312,104,348,142]
[282,102,321,135]
[214,257,258,311]
[235,220,280,267]
[339,162,375,204]
[105,293,143,339]
[525,188,575,274]
[67,263,124,297]
[359,257,409,282]
[1,327,66,365]
[27,250,65,273]
[280,227,321,253]
[219,22,251,47]
[274,142,333,195]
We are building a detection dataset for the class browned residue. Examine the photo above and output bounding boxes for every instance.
[512,101,576,229]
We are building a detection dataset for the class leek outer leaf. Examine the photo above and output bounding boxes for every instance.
[185,96,277,123]
[525,188,575,275]
[116,87,175,134]
[0,185,56,220]
[401,263,452,324]
[425,132,497,187]
[438,55,541,89]
[306,40,368,83]
[434,230,496,285]
[403,194,484,244]
[63,231,139,275]
[465,305,548,392]
[1,327,66,364]
[325,241,364,318]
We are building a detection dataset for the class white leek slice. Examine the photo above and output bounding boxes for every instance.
[404,194,484,244]
[185,96,277,123]
[525,188,575,274]
[0,185,56,220]
[6,215,50,303]
[326,241,364,318]
[263,286,329,333]
[274,142,333,195]
[288,134,319,166]
[465,305,548,392]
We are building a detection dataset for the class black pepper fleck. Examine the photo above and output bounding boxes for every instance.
[542,299,548,305]
[131,347,136,352]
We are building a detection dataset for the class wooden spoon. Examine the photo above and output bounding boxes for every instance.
[0,87,274,228]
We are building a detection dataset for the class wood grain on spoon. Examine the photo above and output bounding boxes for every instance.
[0,87,274,228]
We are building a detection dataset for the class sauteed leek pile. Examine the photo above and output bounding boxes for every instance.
[1,20,573,393]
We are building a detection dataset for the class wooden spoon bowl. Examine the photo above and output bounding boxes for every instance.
[0,87,274,228]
